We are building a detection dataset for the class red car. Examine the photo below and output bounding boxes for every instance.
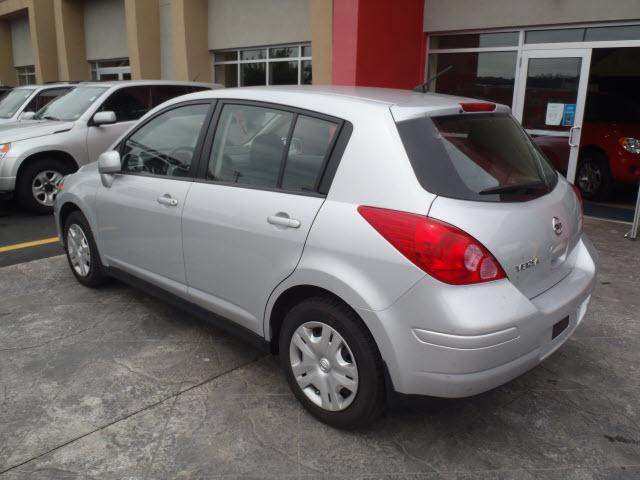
[534,93,640,199]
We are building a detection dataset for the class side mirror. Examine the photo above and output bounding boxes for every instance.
[93,111,117,126]
[98,150,120,187]
[20,111,35,120]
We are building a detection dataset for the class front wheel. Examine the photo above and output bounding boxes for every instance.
[63,211,109,287]
[279,297,385,429]
[17,158,73,214]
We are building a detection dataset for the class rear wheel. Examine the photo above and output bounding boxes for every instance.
[279,297,385,429]
[576,150,612,200]
[17,158,74,214]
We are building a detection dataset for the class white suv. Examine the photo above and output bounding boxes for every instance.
[0,83,74,125]
[55,86,597,429]
[0,80,215,213]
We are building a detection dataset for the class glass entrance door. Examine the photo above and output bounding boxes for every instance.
[513,49,592,183]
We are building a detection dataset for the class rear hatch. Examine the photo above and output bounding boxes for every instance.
[394,106,582,299]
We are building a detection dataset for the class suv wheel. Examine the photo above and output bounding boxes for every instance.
[576,151,612,200]
[17,158,73,214]
[63,211,108,287]
[279,297,385,429]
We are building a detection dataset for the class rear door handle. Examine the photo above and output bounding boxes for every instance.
[157,194,178,207]
[568,126,581,147]
[267,214,301,229]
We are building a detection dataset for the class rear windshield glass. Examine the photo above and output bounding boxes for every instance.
[396,113,557,202]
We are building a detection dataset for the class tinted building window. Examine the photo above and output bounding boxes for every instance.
[213,43,312,88]
[428,51,517,107]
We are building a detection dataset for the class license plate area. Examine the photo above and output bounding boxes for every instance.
[552,316,570,340]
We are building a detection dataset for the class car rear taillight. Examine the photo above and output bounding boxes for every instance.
[570,182,583,213]
[459,102,496,112]
[358,206,507,285]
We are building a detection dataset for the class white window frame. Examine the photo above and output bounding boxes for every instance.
[427,21,640,108]
[16,65,36,86]
[90,58,131,81]
[212,43,312,87]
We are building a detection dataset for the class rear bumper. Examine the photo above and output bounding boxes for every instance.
[358,234,598,398]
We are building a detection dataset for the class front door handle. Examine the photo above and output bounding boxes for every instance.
[157,194,178,207]
[267,214,301,229]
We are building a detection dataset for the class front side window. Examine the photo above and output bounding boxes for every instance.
[121,104,210,178]
[0,88,34,118]
[34,86,108,121]
[99,86,150,122]
[397,113,557,202]
[213,44,312,87]
[207,104,294,188]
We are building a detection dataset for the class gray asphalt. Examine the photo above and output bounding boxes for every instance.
[0,217,639,479]
[0,199,62,267]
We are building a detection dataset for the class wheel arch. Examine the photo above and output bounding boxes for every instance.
[15,150,79,189]
[267,283,380,357]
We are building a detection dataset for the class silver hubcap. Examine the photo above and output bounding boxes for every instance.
[577,161,601,195]
[32,170,64,206]
[67,224,91,277]
[289,321,358,412]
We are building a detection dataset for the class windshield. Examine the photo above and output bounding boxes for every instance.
[0,89,35,119]
[34,86,108,121]
[397,113,557,202]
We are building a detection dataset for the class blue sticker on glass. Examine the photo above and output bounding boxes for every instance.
[562,104,576,126]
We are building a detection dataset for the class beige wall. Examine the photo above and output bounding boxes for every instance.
[172,0,210,82]
[0,19,14,85]
[310,0,331,85]
[208,0,311,50]
[424,0,640,32]
[125,0,160,79]
[28,0,59,82]
[54,0,89,81]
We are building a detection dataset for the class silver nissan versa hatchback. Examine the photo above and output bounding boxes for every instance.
[54,86,598,429]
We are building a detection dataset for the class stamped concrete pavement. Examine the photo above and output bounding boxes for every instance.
[0,217,639,479]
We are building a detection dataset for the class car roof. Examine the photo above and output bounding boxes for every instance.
[76,80,217,89]
[184,85,510,120]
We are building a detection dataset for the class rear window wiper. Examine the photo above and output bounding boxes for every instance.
[479,181,549,195]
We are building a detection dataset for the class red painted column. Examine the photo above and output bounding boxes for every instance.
[332,0,425,89]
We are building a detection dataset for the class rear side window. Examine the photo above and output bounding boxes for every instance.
[396,113,557,202]
[282,115,338,192]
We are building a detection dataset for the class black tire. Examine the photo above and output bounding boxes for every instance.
[576,150,612,200]
[17,158,74,214]
[63,210,109,288]
[279,296,386,429]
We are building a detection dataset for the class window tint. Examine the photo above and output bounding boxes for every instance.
[121,104,209,178]
[151,85,188,108]
[282,115,337,192]
[100,86,150,122]
[396,113,557,202]
[207,104,294,188]
[25,87,71,113]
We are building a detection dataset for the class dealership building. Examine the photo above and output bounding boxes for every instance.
[1,0,639,222]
